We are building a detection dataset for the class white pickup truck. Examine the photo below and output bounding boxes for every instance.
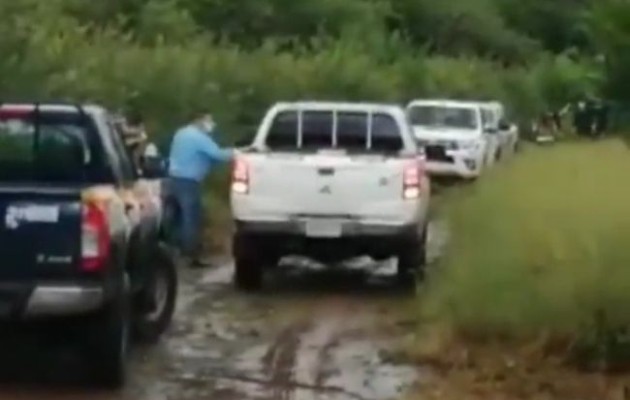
[230,102,431,290]
[406,99,500,179]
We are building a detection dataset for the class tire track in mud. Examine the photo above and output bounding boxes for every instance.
[262,321,309,400]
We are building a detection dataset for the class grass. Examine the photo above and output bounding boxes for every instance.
[421,139,630,342]
[401,138,630,399]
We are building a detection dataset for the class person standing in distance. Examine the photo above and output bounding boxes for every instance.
[166,110,234,268]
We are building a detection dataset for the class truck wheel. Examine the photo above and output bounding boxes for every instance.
[233,234,263,291]
[134,243,177,344]
[84,273,131,389]
[397,227,428,287]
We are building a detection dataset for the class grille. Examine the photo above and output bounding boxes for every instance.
[424,145,453,162]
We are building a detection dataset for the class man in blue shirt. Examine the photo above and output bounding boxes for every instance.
[166,110,234,267]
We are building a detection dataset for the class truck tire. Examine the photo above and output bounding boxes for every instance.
[85,273,131,389]
[233,233,263,291]
[133,242,177,344]
[396,226,428,287]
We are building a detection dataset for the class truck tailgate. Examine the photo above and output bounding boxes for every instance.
[0,187,82,281]
[237,153,419,222]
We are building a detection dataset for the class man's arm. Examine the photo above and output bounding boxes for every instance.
[197,133,233,163]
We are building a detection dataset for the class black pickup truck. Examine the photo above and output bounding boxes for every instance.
[0,102,177,388]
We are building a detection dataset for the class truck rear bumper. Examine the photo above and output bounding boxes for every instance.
[24,285,104,318]
[235,219,419,237]
[0,283,104,320]
[234,220,424,263]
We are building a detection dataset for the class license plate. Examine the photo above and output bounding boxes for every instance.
[305,219,342,238]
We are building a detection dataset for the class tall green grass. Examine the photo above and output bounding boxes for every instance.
[422,140,630,356]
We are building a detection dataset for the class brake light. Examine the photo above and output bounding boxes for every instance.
[0,105,33,119]
[231,157,249,194]
[403,160,423,199]
[81,202,111,272]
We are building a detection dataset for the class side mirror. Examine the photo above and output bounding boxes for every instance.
[484,124,498,134]
[141,143,166,178]
[498,119,510,131]
[141,156,166,179]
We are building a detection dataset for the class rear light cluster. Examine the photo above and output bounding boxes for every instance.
[81,202,111,272]
[231,157,250,194]
[0,105,32,119]
[403,159,425,199]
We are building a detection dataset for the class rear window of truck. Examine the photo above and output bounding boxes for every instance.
[265,110,403,153]
[0,109,111,183]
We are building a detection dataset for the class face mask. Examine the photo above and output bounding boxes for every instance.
[201,120,215,133]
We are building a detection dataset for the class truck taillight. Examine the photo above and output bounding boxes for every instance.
[231,158,249,194]
[81,202,111,272]
[403,160,423,199]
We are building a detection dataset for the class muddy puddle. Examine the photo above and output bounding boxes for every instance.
[0,221,447,400]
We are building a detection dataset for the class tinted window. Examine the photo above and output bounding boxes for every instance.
[302,111,333,149]
[337,113,367,150]
[265,109,402,153]
[0,110,111,183]
[371,114,403,152]
[408,106,478,130]
[266,111,297,149]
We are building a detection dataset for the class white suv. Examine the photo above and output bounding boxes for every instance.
[230,101,431,290]
[406,99,499,179]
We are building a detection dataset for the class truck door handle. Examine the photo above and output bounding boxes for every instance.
[317,167,335,176]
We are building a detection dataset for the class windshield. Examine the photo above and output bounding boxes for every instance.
[0,110,108,183]
[407,105,478,130]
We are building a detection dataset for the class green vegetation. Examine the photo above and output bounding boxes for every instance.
[0,0,612,148]
[421,140,630,367]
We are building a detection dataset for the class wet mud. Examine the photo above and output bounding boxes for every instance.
[0,221,446,400]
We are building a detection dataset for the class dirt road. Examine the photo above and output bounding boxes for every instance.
[0,222,446,400]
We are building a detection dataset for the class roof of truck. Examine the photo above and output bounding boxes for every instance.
[271,101,404,113]
[406,99,484,109]
[0,103,106,115]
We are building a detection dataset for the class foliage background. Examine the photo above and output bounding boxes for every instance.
[0,0,616,147]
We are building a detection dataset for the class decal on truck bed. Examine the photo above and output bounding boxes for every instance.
[4,204,60,229]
